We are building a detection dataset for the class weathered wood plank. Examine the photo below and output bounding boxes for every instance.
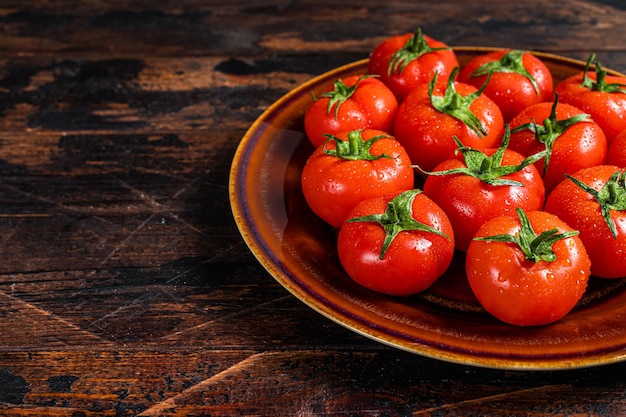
[3,350,626,416]
[0,350,255,416]
[0,1,622,60]
[137,350,626,417]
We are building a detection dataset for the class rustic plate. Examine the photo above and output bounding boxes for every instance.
[229,47,626,370]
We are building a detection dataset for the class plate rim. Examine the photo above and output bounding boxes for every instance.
[229,47,626,370]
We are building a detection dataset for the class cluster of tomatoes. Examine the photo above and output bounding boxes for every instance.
[299,28,626,326]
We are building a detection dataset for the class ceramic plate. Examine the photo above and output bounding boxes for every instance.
[229,47,626,370]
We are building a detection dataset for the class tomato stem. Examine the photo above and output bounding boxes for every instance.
[511,93,591,176]
[564,169,626,238]
[580,53,626,93]
[322,130,393,161]
[475,207,578,263]
[318,75,376,119]
[469,49,540,94]
[387,27,450,76]
[416,125,545,187]
[429,67,490,137]
[347,189,450,259]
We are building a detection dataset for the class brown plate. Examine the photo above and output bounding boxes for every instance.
[229,47,626,370]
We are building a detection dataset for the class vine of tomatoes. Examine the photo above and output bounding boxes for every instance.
[297,27,626,326]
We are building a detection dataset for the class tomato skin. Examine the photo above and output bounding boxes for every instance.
[545,165,626,278]
[393,81,504,172]
[555,72,626,144]
[304,75,398,148]
[337,192,454,296]
[508,101,608,193]
[368,32,459,102]
[423,149,545,252]
[458,50,554,122]
[301,129,414,228]
[466,211,590,326]
[608,128,626,167]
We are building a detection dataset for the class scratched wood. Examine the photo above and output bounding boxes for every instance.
[0,1,626,416]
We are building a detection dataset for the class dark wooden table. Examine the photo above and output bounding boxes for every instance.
[2,1,626,415]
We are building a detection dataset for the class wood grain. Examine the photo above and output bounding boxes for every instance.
[0,1,626,415]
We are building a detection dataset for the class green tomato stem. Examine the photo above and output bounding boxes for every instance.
[564,169,626,238]
[417,125,546,187]
[387,27,450,76]
[429,67,490,137]
[511,93,591,176]
[580,53,626,93]
[347,189,450,260]
[469,49,540,95]
[474,207,578,263]
[322,130,393,161]
[318,75,376,119]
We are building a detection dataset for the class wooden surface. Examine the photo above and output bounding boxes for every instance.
[1,1,626,415]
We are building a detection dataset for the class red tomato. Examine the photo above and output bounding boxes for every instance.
[368,28,459,102]
[394,69,504,172]
[457,49,554,122]
[301,129,414,228]
[337,189,454,296]
[608,128,626,167]
[304,74,398,148]
[555,54,626,144]
[466,208,590,326]
[545,165,626,278]
[508,98,608,193]
[423,133,545,252]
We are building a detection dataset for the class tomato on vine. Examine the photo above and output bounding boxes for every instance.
[508,94,607,193]
[368,28,459,102]
[466,208,590,326]
[394,67,504,172]
[301,129,414,228]
[337,189,454,296]
[304,74,398,148]
[458,49,554,122]
[545,165,626,278]
[422,127,545,252]
[555,54,626,144]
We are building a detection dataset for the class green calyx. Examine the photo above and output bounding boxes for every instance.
[429,67,490,137]
[322,130,393,161]
[347,189,450,260]
[318,75,375,118]
[387,27,450,76]
[469,49,540,95]
[475,207,579,263]
[511,93,591,176]
[565,169,626,238]
[580,53,626,93]
[418,125,545,187]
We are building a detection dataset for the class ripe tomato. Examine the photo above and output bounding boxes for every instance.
[368,28,459,102]
[544,165,626,278]
[508,96,608,193]
[423,131,545,252]
[555,54,626,144]
[466,208,590,326]
[607,128,626,167]
[394,69,504,172]
[304,74,398,148]
[457,49,554,122]
[301,129,414,228]
[337,189,454,296]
